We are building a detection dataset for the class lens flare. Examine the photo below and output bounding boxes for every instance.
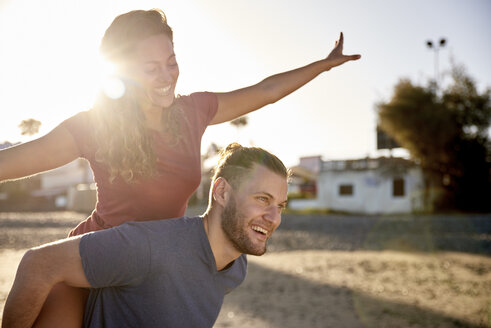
[103,77,125,99]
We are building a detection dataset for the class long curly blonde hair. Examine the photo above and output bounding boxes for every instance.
[91,9,183,183]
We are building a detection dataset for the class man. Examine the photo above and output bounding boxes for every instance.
[2,143,289,328]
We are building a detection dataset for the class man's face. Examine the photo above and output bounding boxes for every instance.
[221,164,288,256]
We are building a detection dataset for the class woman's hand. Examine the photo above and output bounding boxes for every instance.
[324,32,361,70]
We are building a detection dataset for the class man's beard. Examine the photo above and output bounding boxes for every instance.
[221,196,267,256]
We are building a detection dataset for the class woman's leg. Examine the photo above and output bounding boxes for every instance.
[32,283,89,328]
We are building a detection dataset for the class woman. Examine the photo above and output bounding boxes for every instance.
[0,8,360,327]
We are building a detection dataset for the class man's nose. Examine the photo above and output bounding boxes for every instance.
[264,205,281,225]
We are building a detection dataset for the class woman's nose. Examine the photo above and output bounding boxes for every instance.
[157,66,172,82]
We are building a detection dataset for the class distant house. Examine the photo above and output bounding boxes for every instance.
[33,159,95,211]
[289,164,318,199]
[4,159,96,212]
[289,156,425,214]
[33,159,91,194]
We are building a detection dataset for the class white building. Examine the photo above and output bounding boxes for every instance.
[32,159,95,211]
[289,157,425,214]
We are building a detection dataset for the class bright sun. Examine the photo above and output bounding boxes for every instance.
[0,1,118,141]
[0,1,198,142]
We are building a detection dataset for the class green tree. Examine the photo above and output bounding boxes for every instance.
[230,116,248,129]
[378,66,490,212]
[18,118,42,136]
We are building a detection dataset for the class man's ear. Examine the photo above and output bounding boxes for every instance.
[212,177,232,207]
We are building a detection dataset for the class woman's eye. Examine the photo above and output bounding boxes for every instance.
[144,67,158,74]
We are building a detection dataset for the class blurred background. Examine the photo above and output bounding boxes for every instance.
[0,2,490,327]
[0,0,489,213]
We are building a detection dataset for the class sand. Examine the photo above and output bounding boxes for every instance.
[1,211,490,327]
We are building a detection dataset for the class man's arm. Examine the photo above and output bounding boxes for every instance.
[2,237,90,328]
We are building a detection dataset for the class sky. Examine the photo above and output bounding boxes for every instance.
[0,0,490,167]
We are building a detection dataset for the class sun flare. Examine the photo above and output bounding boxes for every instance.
[0,2,120,140]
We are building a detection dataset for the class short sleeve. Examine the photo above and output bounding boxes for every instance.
[189,92,218,131]
[59,111,93,158]
[79,223,152,288]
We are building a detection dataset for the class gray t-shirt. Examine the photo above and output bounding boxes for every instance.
[80,216,247,328]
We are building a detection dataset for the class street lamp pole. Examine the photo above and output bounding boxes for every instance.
[426,38,446,87]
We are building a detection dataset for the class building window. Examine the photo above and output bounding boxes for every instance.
[339,184,353,196]
[393,178,405,197]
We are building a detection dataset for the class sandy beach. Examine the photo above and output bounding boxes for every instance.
[1,210,490,327]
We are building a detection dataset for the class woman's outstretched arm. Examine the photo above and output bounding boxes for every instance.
[0,125,80,182]
[211,32,361,124]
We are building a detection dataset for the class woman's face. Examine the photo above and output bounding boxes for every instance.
[128,33,179,110]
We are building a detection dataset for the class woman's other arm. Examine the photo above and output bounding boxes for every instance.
[0,125,80,182]
[211,32,361,124]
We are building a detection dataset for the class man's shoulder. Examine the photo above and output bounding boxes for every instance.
[122,216,204,237]
[132,216,201,227]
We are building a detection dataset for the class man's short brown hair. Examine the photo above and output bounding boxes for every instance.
[211,143,290,192]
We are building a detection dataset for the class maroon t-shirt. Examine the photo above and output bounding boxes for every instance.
[62,92,218,236]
